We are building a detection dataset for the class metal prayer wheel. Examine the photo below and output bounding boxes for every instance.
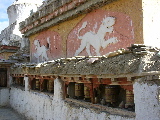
[36,80,40,90]
[0,72,7,87]
[48,80,54,92]
[0,77,6,87]
[75,83,84,98]
[16,78,19,84]
[125,90,134,107]
[84,85,90,99]
[105,85,117,103]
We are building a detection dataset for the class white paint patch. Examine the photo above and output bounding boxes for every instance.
[134,82,160,120]
[34,38,50,63]
[143,0,160,48]
[75,16,118,56]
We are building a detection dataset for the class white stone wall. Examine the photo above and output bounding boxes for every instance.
[9,78,134,120]
[143,0,160,48]
[0,88,9,106]
[134,81,160,120]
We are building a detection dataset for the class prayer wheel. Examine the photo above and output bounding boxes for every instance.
[105,85,117,103]
[84,85,90,99]
[125,90,134,107]
[75,83,84,98]
[0,72,7,87]
[0,77,6,87]
[48,80,54,92]
[16,78,19,84]
[36,80,40,90]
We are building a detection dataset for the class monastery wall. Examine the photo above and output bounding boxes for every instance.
[134,81,160,120]
[9,78,135,120]
[19,0,142,63]
[8,75,160,120]
[0,0,160,120]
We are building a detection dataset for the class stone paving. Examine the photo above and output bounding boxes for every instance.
[0,107,26,120]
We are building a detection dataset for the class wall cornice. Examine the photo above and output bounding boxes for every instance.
[19,0,116,37]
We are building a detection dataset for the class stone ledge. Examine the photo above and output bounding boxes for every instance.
[65,98,136,118]
[10,45,160,82]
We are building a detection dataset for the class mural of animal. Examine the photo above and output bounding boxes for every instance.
[33,37,50,62]
[75,16,118,56]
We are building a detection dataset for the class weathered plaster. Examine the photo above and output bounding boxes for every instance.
[31,30,63,63]
[26,0,143,60]
[19,0,117,36]
[9,78,135,120]
[68,10,134,57]
[142,0,160,48]
[134,81,160,120]
[101,0,143,44]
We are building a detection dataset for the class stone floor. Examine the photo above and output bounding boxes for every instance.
[0,107,26,120]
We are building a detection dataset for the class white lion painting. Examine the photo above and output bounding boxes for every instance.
[33,37,50,63]
[75,16,118,56]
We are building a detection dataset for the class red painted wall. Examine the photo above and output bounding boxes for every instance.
[31,9,134,62]
[31,30,63,63]
[67,9,134,57]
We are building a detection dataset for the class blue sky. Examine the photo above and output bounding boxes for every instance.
[0,0,15,32]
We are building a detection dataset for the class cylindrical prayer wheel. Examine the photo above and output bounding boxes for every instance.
[36,80,40,90]
[105,85,117,103]
[0,78,6,87]
[48,80,54,92]
[75,83,84,97]
[0,72,7,87]
[16,78,19,84]
[125,90,134,107]
[84,85,90,99]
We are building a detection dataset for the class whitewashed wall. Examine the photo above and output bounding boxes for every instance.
[134,81,160,120]
[143,0,160,48]
[0,88,9,106]
[9,78,134,120]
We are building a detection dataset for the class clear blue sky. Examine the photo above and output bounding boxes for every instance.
[0,0,15,32]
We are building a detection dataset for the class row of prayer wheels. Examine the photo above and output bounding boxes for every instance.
[75,83,91,100]
[35,79,54,92]
[14,77,24,86]
[74,83,134,107]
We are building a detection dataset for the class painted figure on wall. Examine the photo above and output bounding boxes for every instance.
[75,16,118,56]
[67,10,134,57]
[31,30,63,63]
[33,37,50,63]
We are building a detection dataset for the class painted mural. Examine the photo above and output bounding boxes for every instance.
[33,37,50,62]
[67,9,134,57]
[31,30,63,63]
